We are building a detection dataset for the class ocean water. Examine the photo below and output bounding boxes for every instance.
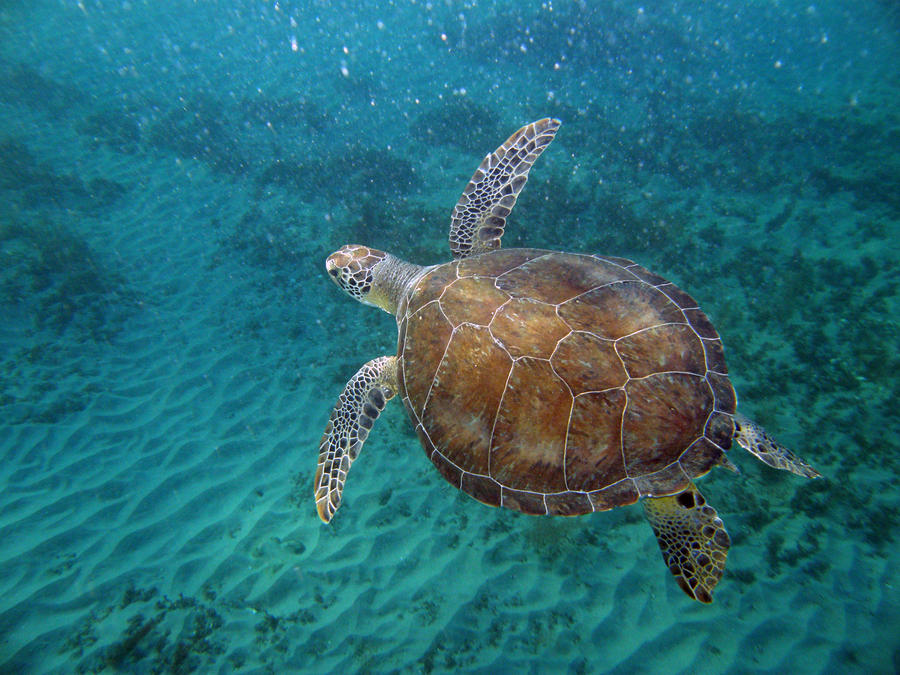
[1,0,897,672]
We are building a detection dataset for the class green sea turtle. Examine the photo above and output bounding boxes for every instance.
[315,118,820,602]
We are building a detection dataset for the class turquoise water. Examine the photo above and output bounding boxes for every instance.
[1,1,897,672]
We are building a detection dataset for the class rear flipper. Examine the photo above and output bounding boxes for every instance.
[733,413,821,479]
[643,484,730,603]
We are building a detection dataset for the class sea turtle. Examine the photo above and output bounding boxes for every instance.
[315,118,820,602]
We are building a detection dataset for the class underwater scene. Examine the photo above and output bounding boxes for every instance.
[0,0,897,672]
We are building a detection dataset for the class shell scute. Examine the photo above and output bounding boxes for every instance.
[496,252,621,304]
[546,491,594,516]
[705,411,735,450]
[461,473,502,507]
[401,302,453,419]
[440,276,508,326]
[684,307,719,339]
[551,331,626,394]
[622,373,713,475]
[490,298,569,359]
[702,338,728,374]
[421,324,511,475]
[431,447,463,487]
[501,487,548,515]
[407,263,458,317]
[490,358,571,493]
[657,283,700,310]
[616,323,706,378]
[558,281,685,338]
[679,437,727,476]
[632,461,692,497]
[588,478,639,511]
[456,248,543,278]
[565,390,627,490]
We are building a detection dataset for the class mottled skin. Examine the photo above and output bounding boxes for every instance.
[315,119,820,603]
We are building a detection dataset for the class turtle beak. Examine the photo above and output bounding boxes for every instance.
[325,254,344,285]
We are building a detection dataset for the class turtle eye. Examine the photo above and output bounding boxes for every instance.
[329,267,341,278]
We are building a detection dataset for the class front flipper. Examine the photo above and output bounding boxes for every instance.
[733,413,821,479]
[642,484,730,603]
[449,118,560,259]
[314,356,398,523]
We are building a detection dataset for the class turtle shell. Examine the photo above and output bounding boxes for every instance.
[396,249,736,516]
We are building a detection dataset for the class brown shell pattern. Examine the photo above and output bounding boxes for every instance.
[397,249,736,516]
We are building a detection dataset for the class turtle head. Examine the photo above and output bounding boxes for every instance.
[326,244,425,316]
[326,245,386,303]
[326,245,393,312]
